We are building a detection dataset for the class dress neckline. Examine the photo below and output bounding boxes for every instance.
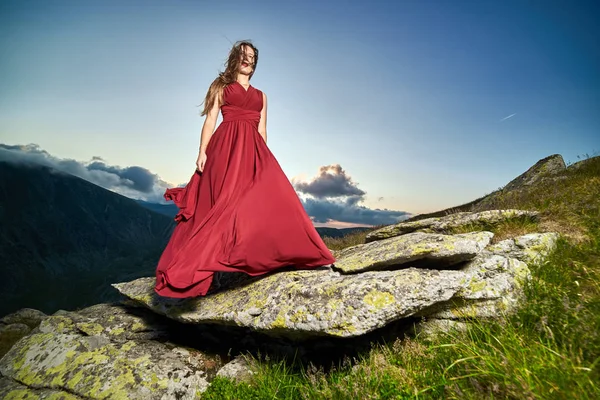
[234,81,252,93]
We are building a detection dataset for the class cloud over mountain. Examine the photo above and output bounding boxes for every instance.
[0,143,171,203]
[293,164,366,198]
[293,164,410,226]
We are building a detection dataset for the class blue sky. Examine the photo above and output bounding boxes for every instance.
[1,0,598,227]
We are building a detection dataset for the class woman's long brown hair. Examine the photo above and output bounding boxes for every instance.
[198,40,259,116]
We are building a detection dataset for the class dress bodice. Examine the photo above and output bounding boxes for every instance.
[220,82,263,126]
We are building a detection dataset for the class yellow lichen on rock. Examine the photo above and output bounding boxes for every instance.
[364,291,395,309]
[75,322,103,336]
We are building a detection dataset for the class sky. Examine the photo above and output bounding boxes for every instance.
[1,0,598,228]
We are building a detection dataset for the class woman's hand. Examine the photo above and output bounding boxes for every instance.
[196,151,207,172]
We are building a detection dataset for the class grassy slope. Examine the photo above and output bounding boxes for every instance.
[202,156,600,399]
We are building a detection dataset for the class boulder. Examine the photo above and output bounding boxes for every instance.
[1,308,48,330]
[0,304,224,399]
[113,268,467,339]
[415,231,557,323]
[365,210,538,242]
[216,356,254,384]
[417,255,530,319]
[484,232,559,266]
[0,331,209,399]
[334,231,493,273]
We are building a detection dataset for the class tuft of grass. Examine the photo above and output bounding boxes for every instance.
[201,359,307,400]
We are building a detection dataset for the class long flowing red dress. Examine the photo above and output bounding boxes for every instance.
[154,81,336,298]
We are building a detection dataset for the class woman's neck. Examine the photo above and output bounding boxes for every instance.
[236,75,250,86]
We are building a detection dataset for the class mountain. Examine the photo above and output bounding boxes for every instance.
[0,161,175,317]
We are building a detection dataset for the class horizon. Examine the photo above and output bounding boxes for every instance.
[1,0,598,228]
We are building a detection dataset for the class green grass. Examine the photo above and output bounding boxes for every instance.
[201,155,600,399]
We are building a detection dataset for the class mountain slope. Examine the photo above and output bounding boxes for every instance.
[0,161,175,317]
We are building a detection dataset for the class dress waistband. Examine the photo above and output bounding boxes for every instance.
[221,106,260,124]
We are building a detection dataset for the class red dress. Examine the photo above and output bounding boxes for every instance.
[154,81,336,298]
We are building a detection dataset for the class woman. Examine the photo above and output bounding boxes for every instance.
[154,40,336,298]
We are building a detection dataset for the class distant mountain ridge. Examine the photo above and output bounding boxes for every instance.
[0,161,175,317]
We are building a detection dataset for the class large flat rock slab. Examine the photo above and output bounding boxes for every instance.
[334,231,493,274]
[365,210,538,242]
[112,268,467,339]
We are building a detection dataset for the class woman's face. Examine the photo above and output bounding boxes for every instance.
[238,45,255,74]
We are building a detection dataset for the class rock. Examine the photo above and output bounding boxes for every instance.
[58,303,172,343]
[0,323,31,358]
[216,356,254,383]
[413,319,469,339]
[0,304,226,399]
[1,308,48,329]
[382,231,557,335]
[484,232,559,266]
[418,255,530,319]
[334,231,493,273]
[0,304,226,398]
[365,210,538,242]
[0,332,210,399]
[424,297,519,320]
[112,268,467,339]
[38,304,224,372]
[457,255,530,301]
[502,154,566,192]
[0,376,82,399]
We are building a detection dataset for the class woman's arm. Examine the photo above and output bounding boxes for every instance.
[199,92,221,153]
[258,92,268,143]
